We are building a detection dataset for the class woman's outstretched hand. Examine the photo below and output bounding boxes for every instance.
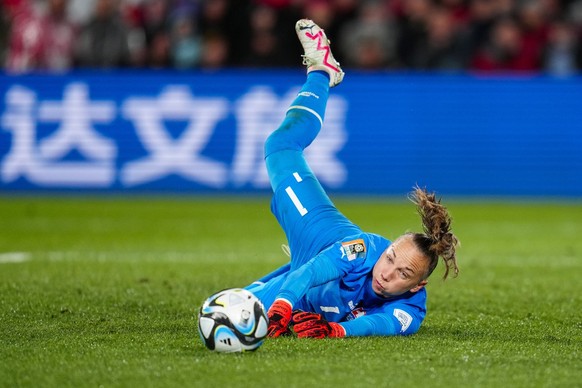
[290,310,346,338]
[267,299,292,337]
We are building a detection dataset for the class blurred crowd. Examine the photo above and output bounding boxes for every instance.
[2,0,582,74]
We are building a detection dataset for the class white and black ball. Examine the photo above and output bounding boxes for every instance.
[198,288,268,353]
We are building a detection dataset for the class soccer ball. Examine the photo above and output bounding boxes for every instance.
[198,288,268,353]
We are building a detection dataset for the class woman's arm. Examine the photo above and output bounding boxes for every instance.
[267,238,363,337]
[339,307,422,337]
[275,253,342,306]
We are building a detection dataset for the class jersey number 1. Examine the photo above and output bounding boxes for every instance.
[285,172,308,216]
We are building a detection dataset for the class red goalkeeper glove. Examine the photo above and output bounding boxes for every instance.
[290,310,323,326]
[267,299,292,338]
[291,311,346,339]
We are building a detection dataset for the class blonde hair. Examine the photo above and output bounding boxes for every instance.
[408,186,460,280]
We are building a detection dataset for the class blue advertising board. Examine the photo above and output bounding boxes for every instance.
[1,70,581,196]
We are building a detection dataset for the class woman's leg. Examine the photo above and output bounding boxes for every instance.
[264,71,330,191]
[265,72,361,269]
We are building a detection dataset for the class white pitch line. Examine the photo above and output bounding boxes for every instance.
[0,250,279,264]
[0,252,31,263]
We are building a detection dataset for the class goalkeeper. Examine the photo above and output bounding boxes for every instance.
[245,19,460,339]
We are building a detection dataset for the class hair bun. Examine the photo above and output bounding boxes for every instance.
[409,186,460,279]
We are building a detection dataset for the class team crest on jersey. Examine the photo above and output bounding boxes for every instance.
[348,307,366,320]
[339,239,366,261]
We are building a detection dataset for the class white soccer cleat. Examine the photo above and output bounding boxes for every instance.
[295,19,344,88]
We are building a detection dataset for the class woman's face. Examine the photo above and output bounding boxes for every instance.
[371,235,429,297]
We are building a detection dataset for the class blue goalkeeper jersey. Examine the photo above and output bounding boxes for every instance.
[247,232,427,337]
[297,233,427,336]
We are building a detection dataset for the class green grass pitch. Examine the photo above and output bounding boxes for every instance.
[0,196,580,387]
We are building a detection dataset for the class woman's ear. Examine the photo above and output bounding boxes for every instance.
[410,280,428,293]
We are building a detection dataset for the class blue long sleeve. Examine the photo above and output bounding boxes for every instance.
[340,314,401,337]
[339,304,423,337]
[276,253,342,306]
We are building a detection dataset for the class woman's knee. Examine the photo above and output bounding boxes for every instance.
[264,122,300,157]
